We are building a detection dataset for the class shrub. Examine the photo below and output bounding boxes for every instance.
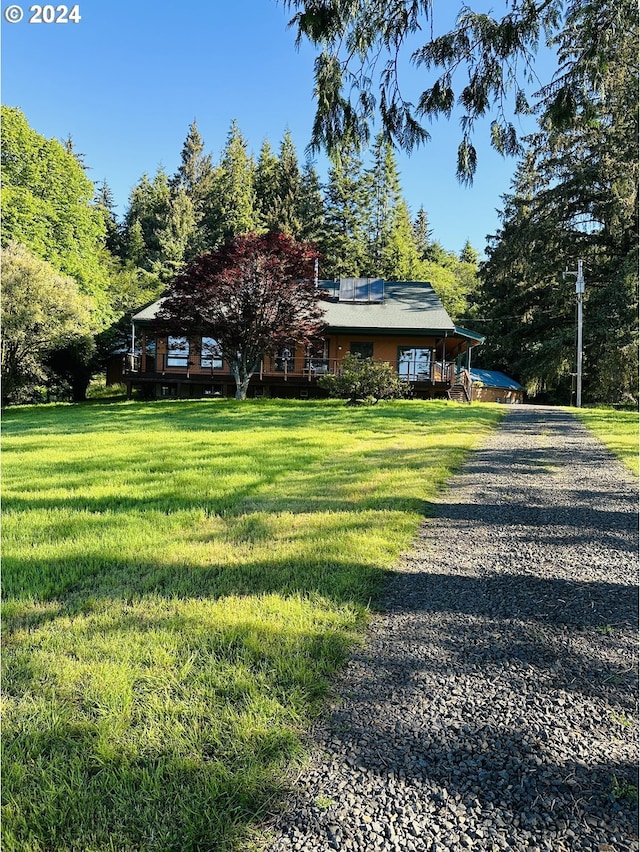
[318,353,409,404]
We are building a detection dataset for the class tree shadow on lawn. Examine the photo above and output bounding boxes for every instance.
[2,631,344,852]
[2,568,371,851]
[1,397,497,438]
[1,548,395,628]
[2,437,449,519]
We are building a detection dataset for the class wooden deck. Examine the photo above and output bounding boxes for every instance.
[120,354,472,401]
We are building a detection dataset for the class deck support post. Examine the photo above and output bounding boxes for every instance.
[442,337,446,382]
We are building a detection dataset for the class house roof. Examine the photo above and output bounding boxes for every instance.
[131,280,484,345]
[318,280,456,336]
[132,296,169,323]
[470,368,523,390]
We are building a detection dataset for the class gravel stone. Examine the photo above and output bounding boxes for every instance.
[264,407,638,852]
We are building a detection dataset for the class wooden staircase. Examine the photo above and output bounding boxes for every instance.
[448,382,471,403]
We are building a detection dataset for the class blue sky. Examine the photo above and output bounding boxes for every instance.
[2,1,551,257]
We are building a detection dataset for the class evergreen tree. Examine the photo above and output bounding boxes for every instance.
[365,134,400,272]
[453,241,480,319]
[460,240,479,265]
[61,133,88,171]
[323,143,369,278]
[171,120,213,202]
[359,136,423,279]
[124,218,146,267]
[206,120,257,247]
[171,120,214,257]
[285,0,629,182]
[381,199,422,281]
[121,168,171,271]
[412,207,434,260]
[297,161,326,246]
[94,179,121,256]
[254,139,281,233]
[154,188,197,280]
[275,130,302,236]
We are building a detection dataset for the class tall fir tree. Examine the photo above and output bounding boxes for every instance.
[323,142,369,278]
[412,206,434,260]
[205,120,257,247]
[459,239,479,265]
[381,199,421,281]
[171,120,213,202]
[254,139,281,233]
[170,120,214,257]
[359,135,422,279]
[365,134,401,273]
[275,130,302,236]
[123,218,146,268]
[154,188,197,280]
[93,179,121,256]
[297,161,326,247]
[122,168,171,271]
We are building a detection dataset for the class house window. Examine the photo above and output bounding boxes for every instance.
[200,337,223,369]
[166,336,189,368]
[350,342,374,360]
[398,347,431,380]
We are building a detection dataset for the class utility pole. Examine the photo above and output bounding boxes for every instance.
[564,260,585,407]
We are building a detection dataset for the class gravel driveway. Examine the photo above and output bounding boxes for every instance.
[265,405,639,852]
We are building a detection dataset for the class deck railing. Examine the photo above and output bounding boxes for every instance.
[123,352,463,386]
[457,367,473,401]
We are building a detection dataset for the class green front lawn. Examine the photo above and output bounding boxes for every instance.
[574,406,639,476]
[2,398,504,851]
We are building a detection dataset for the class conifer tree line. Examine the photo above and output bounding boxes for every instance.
[112,118,477,315]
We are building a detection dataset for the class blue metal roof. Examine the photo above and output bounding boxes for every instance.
[469,368,523,390]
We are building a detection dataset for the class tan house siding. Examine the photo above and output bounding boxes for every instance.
[473,386,524,404]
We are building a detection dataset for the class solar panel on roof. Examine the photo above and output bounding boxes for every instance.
[338,278,384,303]
[369,279,384,302]
[339,278,356,301]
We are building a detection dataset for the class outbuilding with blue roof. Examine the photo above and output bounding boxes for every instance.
[469,368,525,404]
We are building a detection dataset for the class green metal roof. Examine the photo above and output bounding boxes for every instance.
[132,281,485,345]
[318,280,455,335]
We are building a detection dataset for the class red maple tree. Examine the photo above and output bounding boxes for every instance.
[158,232,326,399]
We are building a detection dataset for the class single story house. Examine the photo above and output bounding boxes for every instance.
[469,368,525,404]
[116,278,486,402]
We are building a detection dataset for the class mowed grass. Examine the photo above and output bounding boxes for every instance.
[574,406,639,476]
[2,398,504,852]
